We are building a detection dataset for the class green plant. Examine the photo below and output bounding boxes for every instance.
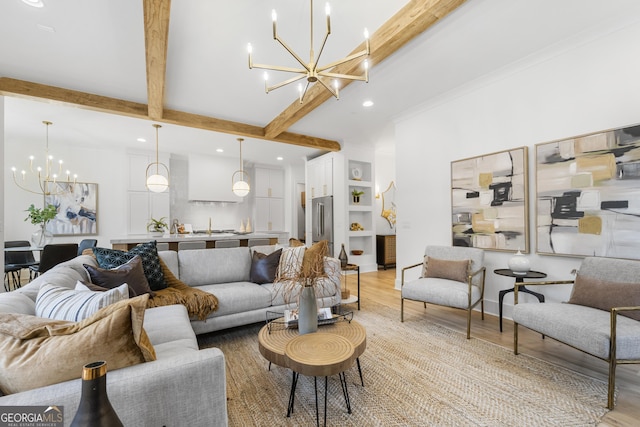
[147,217,169,232]
[351,189,364,197]
[25,204,57,226]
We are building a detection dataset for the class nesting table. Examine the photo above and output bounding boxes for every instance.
[258,318,366,426]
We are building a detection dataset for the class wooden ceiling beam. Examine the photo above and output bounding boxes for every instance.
[264,0,467,139]
[0,77,341,151]
[143,0,171,121]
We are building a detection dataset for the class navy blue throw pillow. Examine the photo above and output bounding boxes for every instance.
[93,241,166,291]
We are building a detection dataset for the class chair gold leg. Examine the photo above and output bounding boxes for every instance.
[423,302,427,309]
[513,322,519,355]
[608,359,616,409]
[481,300,485,320]
[466,309,471,339]
[401,298,404,322]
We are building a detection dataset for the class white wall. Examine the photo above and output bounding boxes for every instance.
[395,17,640,319]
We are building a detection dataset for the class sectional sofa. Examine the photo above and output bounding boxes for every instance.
[0,244,340,426]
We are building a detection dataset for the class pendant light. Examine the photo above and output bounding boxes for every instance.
[145,124,169,193]
[232,138,250,197]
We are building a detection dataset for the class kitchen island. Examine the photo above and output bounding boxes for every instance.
[110,233,279,251]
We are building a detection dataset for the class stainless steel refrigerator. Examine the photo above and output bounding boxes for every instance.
[312,195,334,256]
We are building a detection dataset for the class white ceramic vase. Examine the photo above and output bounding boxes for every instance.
[297,286,318,335]
[508,250,530,275]
[31,224,53,247]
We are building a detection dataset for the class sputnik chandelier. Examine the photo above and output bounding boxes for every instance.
[247,0,370,103]
[11,120,78,196]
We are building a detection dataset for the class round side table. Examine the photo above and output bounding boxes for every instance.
[494,269,547,332]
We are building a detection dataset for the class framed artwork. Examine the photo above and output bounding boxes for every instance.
[536,124,640,259]
[451,147,529,252]
[45,182,98,235]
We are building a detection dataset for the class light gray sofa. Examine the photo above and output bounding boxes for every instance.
[513,256,640,409]
[158,245,342,334]
[0,254,228,426]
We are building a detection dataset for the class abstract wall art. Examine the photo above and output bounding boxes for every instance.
[451,147,528,252]
[536,124,640,259]
[45,182,98,235]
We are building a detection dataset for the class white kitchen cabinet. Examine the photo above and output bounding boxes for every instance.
[307,155,333,199]
[255,167,284,198]
[255,198,284,232]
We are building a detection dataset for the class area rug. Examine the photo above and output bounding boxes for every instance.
[197,300,610,426]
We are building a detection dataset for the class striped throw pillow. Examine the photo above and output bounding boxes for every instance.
[35,282,129,322]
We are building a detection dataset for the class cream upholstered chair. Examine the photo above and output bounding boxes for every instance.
[401,245,486,339]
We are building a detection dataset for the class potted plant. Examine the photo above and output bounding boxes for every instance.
[25,203,57,247]
[351,188,364,204]
[147,217,169,236]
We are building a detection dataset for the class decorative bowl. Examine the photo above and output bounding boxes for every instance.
[351,250,363,256]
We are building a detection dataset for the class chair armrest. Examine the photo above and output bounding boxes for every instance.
[467,266,487,294]
[610,306,640,362]
[401,262,423,287]
[514,280,574,304]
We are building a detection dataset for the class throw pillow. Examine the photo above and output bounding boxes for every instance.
[93,241,166,291]
[275,246,306,282]
[84,255,154,297]
[568,274,640,321]
[300,240,328,278]
[423,256,470,283]
[250,249,283,284]
[0,295,156,395]
[289,238,305,247]
[35,282,129,322]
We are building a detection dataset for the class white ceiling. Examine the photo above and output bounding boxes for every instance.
[3,0,640,167]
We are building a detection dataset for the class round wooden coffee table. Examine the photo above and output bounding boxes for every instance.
[285,334,356,426]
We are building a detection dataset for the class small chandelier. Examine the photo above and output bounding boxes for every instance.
[247,0,370,103]
[232,138,250,197]
[145,124,169,193]
[11,120,78,196]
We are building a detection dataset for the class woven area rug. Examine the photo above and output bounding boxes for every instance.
[197,301,610,426]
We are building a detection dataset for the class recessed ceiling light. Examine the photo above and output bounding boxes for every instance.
[277,156,283,161]
[22,0,44,8]
[36,24,55,33]
[362,100,374,107]
[216,148,224,153]
[137,137,146,143]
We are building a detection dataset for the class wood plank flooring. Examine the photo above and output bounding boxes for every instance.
[346,268,640,427]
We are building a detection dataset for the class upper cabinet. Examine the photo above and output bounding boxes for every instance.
[307,155,333,199]
[187,154,242,202]
[255,167,284,198]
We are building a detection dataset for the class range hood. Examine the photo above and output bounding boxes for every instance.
[188,154,243,203]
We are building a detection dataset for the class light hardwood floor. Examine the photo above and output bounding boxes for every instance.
[351,268,640,427]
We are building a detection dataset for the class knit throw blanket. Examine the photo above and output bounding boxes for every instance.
[147,258,219,321]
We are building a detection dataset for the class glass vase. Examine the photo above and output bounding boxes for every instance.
[31,224,53,247]
[71,361,123,427]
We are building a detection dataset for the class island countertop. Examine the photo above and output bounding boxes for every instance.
[110,233,278,251]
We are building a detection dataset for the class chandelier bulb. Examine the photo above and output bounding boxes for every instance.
[271,9,277,22]
[364,28,369,39]
[325,3,330,16]
[247,43,252,54]
[364,59,369,69]
[263,72,269,81]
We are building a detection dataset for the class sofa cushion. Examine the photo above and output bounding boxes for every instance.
[568,274,640,321]
[35,282,129,322]
[402,277,481,309]
[300,240,328,278]
[423,256,469,284]
[94,241,166,291]
[84,255,154,297]
[0,295,156,395]
[513,302,640,360]
[178,247,251,286]
[194,282,272,317]
[250,249,282,284]
[0,292,35,316]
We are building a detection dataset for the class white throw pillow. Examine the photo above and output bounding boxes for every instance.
[275,246,306,281]
[35,282,129,322]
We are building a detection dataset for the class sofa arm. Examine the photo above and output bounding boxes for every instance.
[0,348,228,427]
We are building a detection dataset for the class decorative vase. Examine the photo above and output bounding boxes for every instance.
[31,224,53,247]
[297,286,318,335]
[353,196,360,204]
[71,361,123,427]
[508,250,530,275]
[338,243,348,268]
